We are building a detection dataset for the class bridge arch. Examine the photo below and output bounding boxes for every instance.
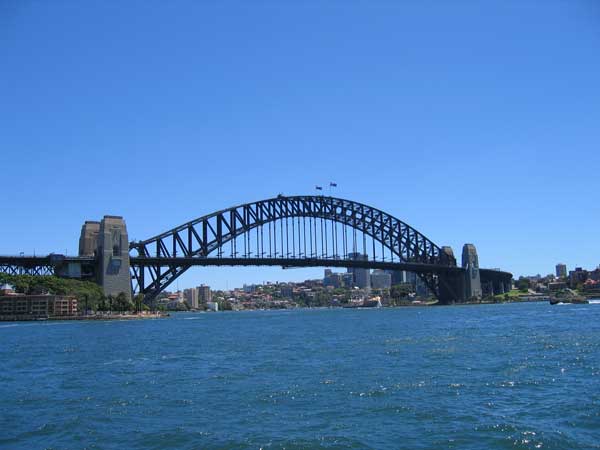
[130,195,457,301]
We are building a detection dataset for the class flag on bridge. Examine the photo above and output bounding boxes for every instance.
[330,182,337,187]
[315,186,323,190]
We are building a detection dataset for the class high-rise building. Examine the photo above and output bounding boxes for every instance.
[405,271,417,287]
[371,269,392,289]
[197,285,211,304]
[387,270,407,285]
[556,263,567,279]
[323,272,342,288]
[184,288,199,309]
[347,253,370,289]
[342,273,354,288]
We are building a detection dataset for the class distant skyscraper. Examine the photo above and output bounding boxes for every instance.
[347,252,370,289]
[556,263,567,279]
[323,272,342,288]
[387,269,407,285]
[405,271,417,287]
[342,273,354,288]
[184,288,199,309]
[371,269,392,289]
[197,285,211,304]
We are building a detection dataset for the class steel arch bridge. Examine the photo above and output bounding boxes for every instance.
[129,195,467,303]
[0,195,512,304]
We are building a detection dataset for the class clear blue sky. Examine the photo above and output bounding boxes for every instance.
[1,1,599,289]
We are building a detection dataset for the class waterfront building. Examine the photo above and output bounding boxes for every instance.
[590,268,600,282]
[582,279,600,295]
[370,269,392,289]
[347,252,370,289]
[206,301,219,312]
[197,284,212,304]
[569,268,589,288]
[184,288,199,309]
[0,294,78,318]
[556,263,567,279]
[0,283,15,295]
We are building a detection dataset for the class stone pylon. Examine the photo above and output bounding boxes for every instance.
[462,244,482,300]
[78,221,100,257]
[98,216,132,300]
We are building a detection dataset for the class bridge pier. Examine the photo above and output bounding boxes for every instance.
[98,216,132,300]
[462,244,482,301]
[437,271,466,304]
[79,216,132,300]
[493,279,505,295]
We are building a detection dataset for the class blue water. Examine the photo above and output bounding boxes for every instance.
[1,303,599,449]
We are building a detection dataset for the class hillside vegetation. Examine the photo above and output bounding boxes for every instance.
[0,274,104,310]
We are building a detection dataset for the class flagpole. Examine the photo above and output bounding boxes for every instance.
[329,182,337,197]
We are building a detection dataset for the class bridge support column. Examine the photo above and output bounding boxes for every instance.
[481,280,493,297]
[462,244,482,301]
[437,271,465,305]
[493,279,505,295]
[98,216,132,300]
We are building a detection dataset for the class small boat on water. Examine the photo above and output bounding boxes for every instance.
[362,299,382,308]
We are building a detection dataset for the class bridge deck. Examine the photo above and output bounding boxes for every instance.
[129,256,466,274]
[0,255,511,278]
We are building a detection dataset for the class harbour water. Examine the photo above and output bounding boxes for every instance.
[1,303,599,449]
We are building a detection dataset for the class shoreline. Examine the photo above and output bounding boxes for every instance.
[0,312,169,322]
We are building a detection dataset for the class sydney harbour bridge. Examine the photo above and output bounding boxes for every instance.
[0,195,512,304]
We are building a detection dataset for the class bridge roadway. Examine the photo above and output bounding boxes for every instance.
[130,256,465,274]
[0,253,510,288]
[0,254,95,277]
[0,255,95,265]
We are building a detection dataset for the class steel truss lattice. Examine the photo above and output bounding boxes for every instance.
[130,195,458,301]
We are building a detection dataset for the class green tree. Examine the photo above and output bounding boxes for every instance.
[390,284,412,301]
[106,294,115,312]
[113,292,133,312]
[97,295,108,311]
[220,300,233,311]
[134,294,145,313]
[516,277,530,293]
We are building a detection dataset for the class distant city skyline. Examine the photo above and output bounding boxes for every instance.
[1,2,599,289]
